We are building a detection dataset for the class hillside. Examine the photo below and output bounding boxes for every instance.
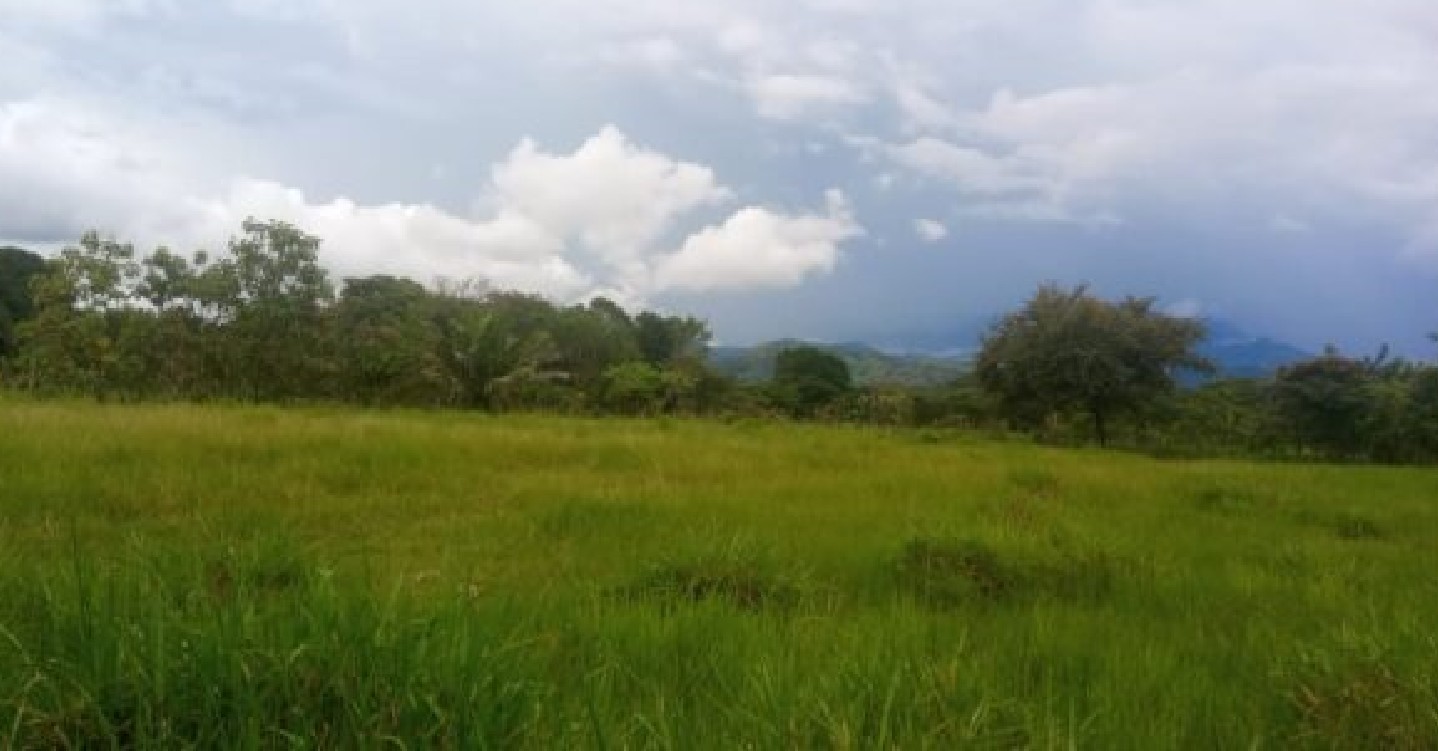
[1197,319,1311,378]
[711,339,970,387]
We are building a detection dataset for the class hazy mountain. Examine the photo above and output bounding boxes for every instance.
[710,340,970,387]
[715,318,1309,388]
[1196,319,1311,379]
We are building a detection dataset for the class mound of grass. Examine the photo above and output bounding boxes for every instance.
[1008,466,1060,498]
[1190,481,1261,514]
[1297,510,1388,541]
[1288,659,1438,749]
[895,538,1117,607]
[202,537,314,601]
[618,541,801,613]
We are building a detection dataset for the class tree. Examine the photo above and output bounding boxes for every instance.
[599,361,667,415]
[976,284,1211,446]
[1158,377,1285,458]
[551,302,641,390]
[770,345,853,418]
[9,234,144,396]
[333,276,457,406]
[1271,347,1375,460]
[634,311,710,366]
[1403,366,1438,461]
[0,247,45,359]
[222,219,335,401]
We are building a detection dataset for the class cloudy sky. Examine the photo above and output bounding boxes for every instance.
[3,0,1438,353]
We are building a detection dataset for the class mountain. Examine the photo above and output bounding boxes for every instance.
[710,340,971,387]
[714,319,1309,389]
[1195,319,1310,380]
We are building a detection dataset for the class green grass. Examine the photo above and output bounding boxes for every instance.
[2,400,1437,748]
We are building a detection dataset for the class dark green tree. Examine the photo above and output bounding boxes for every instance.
[634,311,710,366]
[1270,347,1374,459]
[0,246,46,359]
[334,276,457,406]
[11,234,146,396]
[770,345,853,418]
[976,284,1211,446]
[1402,366,1438,461]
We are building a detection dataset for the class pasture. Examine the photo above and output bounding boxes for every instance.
[1,400,1435,748]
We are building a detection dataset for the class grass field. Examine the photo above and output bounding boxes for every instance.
[1,399,1436,748]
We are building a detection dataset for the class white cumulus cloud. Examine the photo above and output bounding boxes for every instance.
[487,125,732,287]
[655,189,861,291]
[914,219,947,243]
[747,73,866,121]
[0,100,862,303]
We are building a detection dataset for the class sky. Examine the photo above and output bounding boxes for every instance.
[3,0,1438,354]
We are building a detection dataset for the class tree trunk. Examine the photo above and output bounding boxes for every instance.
[1092,408,1108,447]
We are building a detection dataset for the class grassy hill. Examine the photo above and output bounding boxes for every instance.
[2,399,1435,747]
[711,340,971,387]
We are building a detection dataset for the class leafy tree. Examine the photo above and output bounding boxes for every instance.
[486,365,581,413]
[2,220,740,418]
[599,361,667,415]
[1271,347,1374,459]
[1403,366,1438,460]
[9,234,147,396]
[334,276,457,406]
[222,219,335,401]
[634,311,710,366]
[551,302,641,390]
[976,284,1211,446]
[770,345,853,418]
[1156,377,1285,457]
[0,247,45,359]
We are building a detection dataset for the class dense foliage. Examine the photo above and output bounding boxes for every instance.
[0,222,718,414]
[975,284,1212,445]
[0,246,46,358]
[3,222,1437,463]
[769,345,853,418]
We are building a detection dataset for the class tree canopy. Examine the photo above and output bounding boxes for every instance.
[7,223,1438,466]
[976,283,1211,445]
[0,221,720,411]
[0,247,46,358]
[770,345,853,418]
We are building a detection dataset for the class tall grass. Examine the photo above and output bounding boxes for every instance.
[1,400,1436,747]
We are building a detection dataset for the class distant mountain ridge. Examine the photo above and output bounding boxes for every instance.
[709,340,970,387]
[712,319,1309,387]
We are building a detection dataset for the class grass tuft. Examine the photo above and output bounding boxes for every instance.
[1297,510,1389,541]
[1289,659,1438,750]
[896,538,1117,607]
[618,541,802,613]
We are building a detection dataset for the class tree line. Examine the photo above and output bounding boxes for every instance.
[959,284,1438,463]
[0,222,723,413]
[2,221,1436,464]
